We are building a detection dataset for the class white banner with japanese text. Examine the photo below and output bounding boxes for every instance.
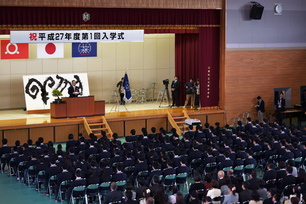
[10,30,144,44]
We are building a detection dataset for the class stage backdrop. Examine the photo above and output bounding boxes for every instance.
[23,73,90,111]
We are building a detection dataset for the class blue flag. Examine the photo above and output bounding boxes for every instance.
[123,73,132,103]
[72,42,97,57]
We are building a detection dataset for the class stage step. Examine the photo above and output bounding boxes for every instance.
[173,116,186,120]
[91,128,108,131]
[176,121,186,124]
[89,123,105,126]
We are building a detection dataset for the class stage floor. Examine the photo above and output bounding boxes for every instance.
[0,101,174,121]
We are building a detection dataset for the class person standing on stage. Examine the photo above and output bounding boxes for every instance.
[68,80,79,97]
[171,76,180,107]
[196,79,201,110]
[183,77,195,109]
[117,77,125,105]
[255,96,265,123]
[275,92,286,124]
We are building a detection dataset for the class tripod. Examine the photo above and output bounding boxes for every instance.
[110,90,130,113]
[159,85,170,108]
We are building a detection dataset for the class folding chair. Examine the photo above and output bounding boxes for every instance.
[176,172,189,192]
[116,181,126,192]
[99,182,111,203]
[212,196,223,204]
[223,166,232,174]
[233,165,244,176]
[0,153,9,173]
[204,162,217,175]
[17,161,27,181]
[123,166,135,178]
[57,180,72,204]
[294,157,303,168]
[8,157,16,176]
[27,166,36,187]
[135,170,149,187]
[243,164,255,181]
[265,179,276,190]
[36,170,45,192]
[70,186,86,204]
[48,175,58,198]
[85,184,100,204]
[190,158,202,175]
[163,174,176,190]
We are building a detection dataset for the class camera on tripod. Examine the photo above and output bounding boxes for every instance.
[163,79,169,89]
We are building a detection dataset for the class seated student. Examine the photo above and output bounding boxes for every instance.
[162,136,174,152]
[287,159,298,177]
[66,134,77,152]
[207,180,221,199]
[172,148,181,168]
[219,151,234,170]
[35,141,43,156]
[104,182,123,204]
[136,177,149,201]
[197,149,216,174]
[279,166,296,192]
[0,138,11,170]
[123,151,135,170]
[47,141,56,155]
[54,162,73,201]
[15,148,28,177]
[110,150,123,167]
[85,140,98,160]
[129,129,138,142]
[148,162,162,185]
[162,161,176,186]
[239,181,252,203]
[99,144,111,160]
[66,170,87,204]
[176,157,189,185]
[131,153,148,180]
[187,143,202,166]
[38,137,47,150]
[76,137,87,154]
[68,147,78,163]
[44,157,61,195]
[263,163,277,181]
[112,162,127,183]
[277,161,287,180]
[149,175,160,197]
[245,149,256,166]
[140,129,150,149]
[282,146,294,162]
[249,190,263,204]
[188,190,200,204]
[263,188,276,204]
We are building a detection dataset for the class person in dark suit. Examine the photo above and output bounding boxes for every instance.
[255,96,265,122]
[263,189,277,204]
[163,161,176,186]
[176,157,189,184]
[117,77,125,105]
[279,166,296,191]
[112,163,127,182]
[66,170,87,204]
[54,163,73,201]
[239,181,252,203]
[85,140,98,160]
[275,92,286,125]
[171,75,180,107]
[68,80,80,97]
[263,163,277,181]
[66,134,77,152]
[249,169,260,190]
[104,182,123,204]
[44,157,62,194]
[131,153,148,180]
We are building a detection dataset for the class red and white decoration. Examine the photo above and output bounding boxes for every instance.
[0,40,29,59]
[37,43,64,59]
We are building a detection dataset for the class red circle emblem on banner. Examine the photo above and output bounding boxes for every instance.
[45,43,56,55]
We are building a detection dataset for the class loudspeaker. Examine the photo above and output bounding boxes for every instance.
[250,3,264,20]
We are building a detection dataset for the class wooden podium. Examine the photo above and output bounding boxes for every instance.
[51,96,105,118]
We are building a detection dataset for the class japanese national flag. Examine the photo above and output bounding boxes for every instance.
[37,43,64,58]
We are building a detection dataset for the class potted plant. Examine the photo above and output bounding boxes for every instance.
[52,89,63,103]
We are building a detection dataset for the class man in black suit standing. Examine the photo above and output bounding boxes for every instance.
[116,77,125,105]
[275,92,286,125]
[171,75,180,107]
[68,80,80,97]
[104,182,123,204]
[255,96,265,123]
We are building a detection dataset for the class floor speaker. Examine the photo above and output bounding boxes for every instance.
[250,3,264,20]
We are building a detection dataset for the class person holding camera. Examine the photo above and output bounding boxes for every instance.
[183,77,195,109]
[171,75,180,107]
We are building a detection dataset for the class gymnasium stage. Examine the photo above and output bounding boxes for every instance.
[0,102,225,146]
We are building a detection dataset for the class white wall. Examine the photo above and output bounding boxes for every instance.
[0,34,175,109]
[226,0,306,49]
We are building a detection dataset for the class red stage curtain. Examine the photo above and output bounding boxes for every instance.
[175,34,199,106]
[0,7,220,27]
[199,27,220,107]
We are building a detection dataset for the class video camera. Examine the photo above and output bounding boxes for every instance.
[163,79,169,86]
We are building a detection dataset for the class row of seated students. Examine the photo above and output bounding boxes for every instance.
[1,119,306,203]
